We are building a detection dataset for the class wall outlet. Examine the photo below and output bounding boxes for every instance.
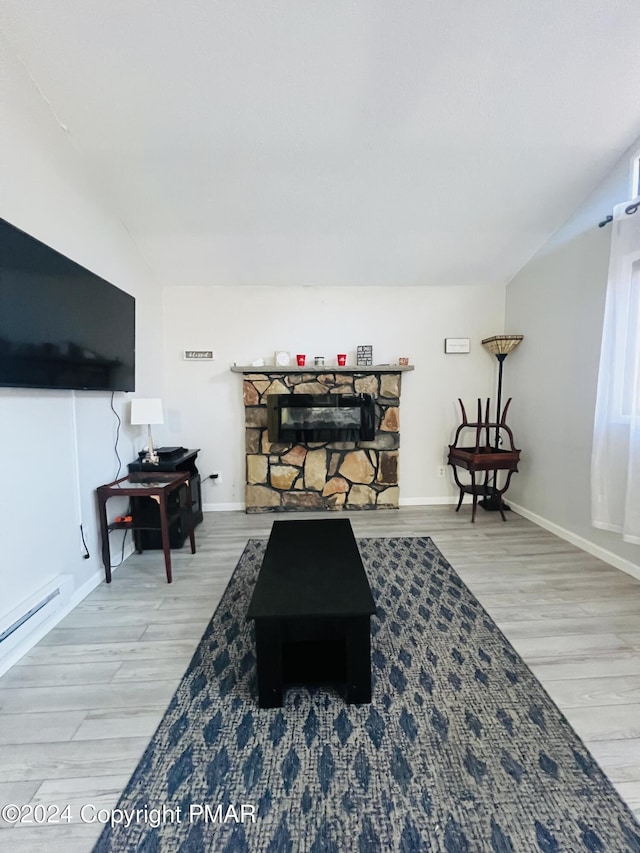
[437,466,447,478]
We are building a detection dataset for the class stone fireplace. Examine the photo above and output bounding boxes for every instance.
[231,365,413,512]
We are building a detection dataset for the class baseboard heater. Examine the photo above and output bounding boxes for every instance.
[0,575,74,667]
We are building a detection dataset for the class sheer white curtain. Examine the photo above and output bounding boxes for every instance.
[592,201,640,542]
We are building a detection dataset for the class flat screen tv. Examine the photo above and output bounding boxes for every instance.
[0,217,135,391]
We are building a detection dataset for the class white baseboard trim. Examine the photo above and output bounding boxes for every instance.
[399,496,457,506]
[203,499,456,512]
[508,501,640,581]
[0,547,131,678]
[203,502,245,512]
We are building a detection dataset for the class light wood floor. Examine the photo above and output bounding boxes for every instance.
[1,507,640,850]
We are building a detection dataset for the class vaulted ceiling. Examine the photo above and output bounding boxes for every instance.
[2,1,640,288]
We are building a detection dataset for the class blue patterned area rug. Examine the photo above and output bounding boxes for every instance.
[94,537,640,853]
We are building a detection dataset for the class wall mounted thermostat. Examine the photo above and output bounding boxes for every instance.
[183,350,215,360]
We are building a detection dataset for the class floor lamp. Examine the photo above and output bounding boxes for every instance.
[479,334,523,510]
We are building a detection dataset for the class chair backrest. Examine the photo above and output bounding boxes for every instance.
[452,398,517,452]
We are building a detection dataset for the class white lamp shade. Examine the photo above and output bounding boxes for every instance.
[130,398,164,425]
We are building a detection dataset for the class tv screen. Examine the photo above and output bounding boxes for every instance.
[0,217,135,391]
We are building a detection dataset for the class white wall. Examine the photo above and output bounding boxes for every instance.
[0,34,165,662]
[161,284,505,507]
[505,135,640,575]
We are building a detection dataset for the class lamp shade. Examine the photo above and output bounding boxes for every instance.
[130,398,164,425]
[481,335,524,356]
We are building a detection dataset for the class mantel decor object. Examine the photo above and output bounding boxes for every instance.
[274,351,291,367]
[357,345,373,366]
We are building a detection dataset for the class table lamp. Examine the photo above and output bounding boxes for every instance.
[130,398,164,465]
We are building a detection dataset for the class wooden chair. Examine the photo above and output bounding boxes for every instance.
[447,398,521,522]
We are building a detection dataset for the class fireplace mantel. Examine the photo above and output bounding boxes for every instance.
[231,365,414,374]
[233,365,414,512]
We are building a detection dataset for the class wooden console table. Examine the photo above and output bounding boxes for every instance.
[96,471,196,583]
[447,398,521,522]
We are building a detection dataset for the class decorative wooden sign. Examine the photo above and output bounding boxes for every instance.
[444,338,470,354]
[183,350,215,360]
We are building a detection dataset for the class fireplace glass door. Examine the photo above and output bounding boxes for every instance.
[267,394,375,442]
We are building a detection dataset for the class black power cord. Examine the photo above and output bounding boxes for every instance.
[75,395,126,565]
[107,391,129,568]
[79,523,90,559]
[110,390,123,479]
[110,527,130,570]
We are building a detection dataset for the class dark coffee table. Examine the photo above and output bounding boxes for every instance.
[247,518,376,708]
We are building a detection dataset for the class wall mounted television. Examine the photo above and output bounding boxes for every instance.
[0,217,135,391]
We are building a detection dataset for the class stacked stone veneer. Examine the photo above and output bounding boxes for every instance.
[242,370,403,512]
